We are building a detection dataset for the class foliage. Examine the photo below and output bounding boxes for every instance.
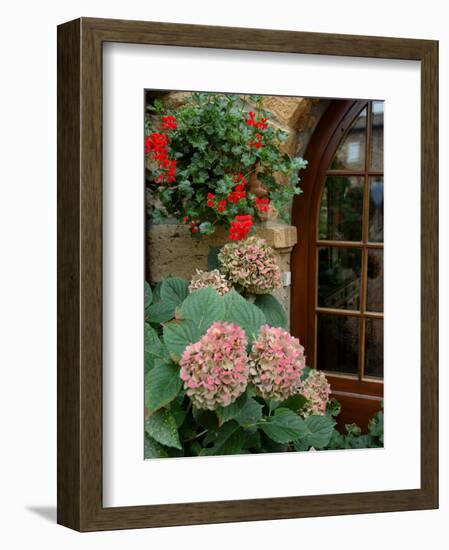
[145,93,307,239]
[324,400,384,450]
[143,249,382,459]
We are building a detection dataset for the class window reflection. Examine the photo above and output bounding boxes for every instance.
[365,318,383,378]
[368,177,384,242]
[318,247,361,310]
[367,250,383,312]
[370,101,384,171]
[317,315,359,375]
[319,176,364,241]
[330,108,367,170]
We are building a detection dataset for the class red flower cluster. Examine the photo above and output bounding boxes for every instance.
[182,217,199,233]
[228,173,247,203]
[162,115,177,130]
[255,196,270,213]
[206,192,227,212]
[249,132,263,149]
[145,116,178,184]
[246,111,268,129]
[229,215,253,240]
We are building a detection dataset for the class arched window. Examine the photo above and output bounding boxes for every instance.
[291,99,384,429]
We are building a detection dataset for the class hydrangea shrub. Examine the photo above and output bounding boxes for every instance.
[218,236,282,294]
[179,322,249,410]
[249,325,306,401]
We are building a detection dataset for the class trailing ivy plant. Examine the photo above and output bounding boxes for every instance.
[145,93,307,239]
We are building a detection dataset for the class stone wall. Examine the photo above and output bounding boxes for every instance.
[147,221,297,319]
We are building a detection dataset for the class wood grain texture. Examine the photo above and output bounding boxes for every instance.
[57,17,438,532]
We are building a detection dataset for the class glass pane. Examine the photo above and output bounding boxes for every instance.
[365,318,383,378]
[367,250,383,312]
[370,101,384,171]
[317,315,359,375]
[368,177,384,242]
[318,176,364,241]
[330,107,367,170]
[318,247,362,310]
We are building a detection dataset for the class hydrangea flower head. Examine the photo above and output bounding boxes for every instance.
[188,269,231,296]
[299,369,332,417]
[249,324,305,401]
[218,236,282,294]
[179,322,249,410]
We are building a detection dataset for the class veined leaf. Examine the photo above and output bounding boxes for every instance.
[145,410,182,450]
[163,319,201,361]
[259,408,307,444]
[160,277,189,307]
[222,290,265,343]
[254,294,287,329]
[145,361,182,413]
[144,434,168,459]
[179,287,225,335]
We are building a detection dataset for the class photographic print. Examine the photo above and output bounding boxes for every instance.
[143,91,384,459]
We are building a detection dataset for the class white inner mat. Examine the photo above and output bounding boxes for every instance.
[103,42,421,507]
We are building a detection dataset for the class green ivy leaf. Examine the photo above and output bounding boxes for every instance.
[254,294,287,329]
[145,410,182,450]
[259,408,307,444]
[144,434,168,459]
[222,290,265,343]
[145,362,182,413]
[163,319,201,361]
[179,287,225,335]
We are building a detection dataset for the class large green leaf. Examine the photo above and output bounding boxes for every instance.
[201,421,245,456]
[259,408,307,444]
[215,394,247,425]
[278,394,308,413]
[163,319,201,361]
[179,287,225,335]
[144,434,168,459]
[146,300,176,325]
[145,361,182,413]
[145,410,182,449]
[222,290,265,343]
[234,397,263,427]
[144,281,153,309]
[293,415,335,450]
[254,294,287,329]
[160,277,189,306]
[144,323,164,372]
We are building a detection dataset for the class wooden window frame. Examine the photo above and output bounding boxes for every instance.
[291,100,385,421]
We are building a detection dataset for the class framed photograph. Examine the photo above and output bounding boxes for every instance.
[57,17,438,531]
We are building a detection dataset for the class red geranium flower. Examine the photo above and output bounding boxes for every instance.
[228,215,253,240]
[162,115,177,130]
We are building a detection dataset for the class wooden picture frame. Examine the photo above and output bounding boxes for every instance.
[57,17,438,531]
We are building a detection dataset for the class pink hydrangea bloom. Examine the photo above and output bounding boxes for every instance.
[218,236,281,294]
[299,369,332,417]
[179,322,249,410]
[249,324,305,401]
